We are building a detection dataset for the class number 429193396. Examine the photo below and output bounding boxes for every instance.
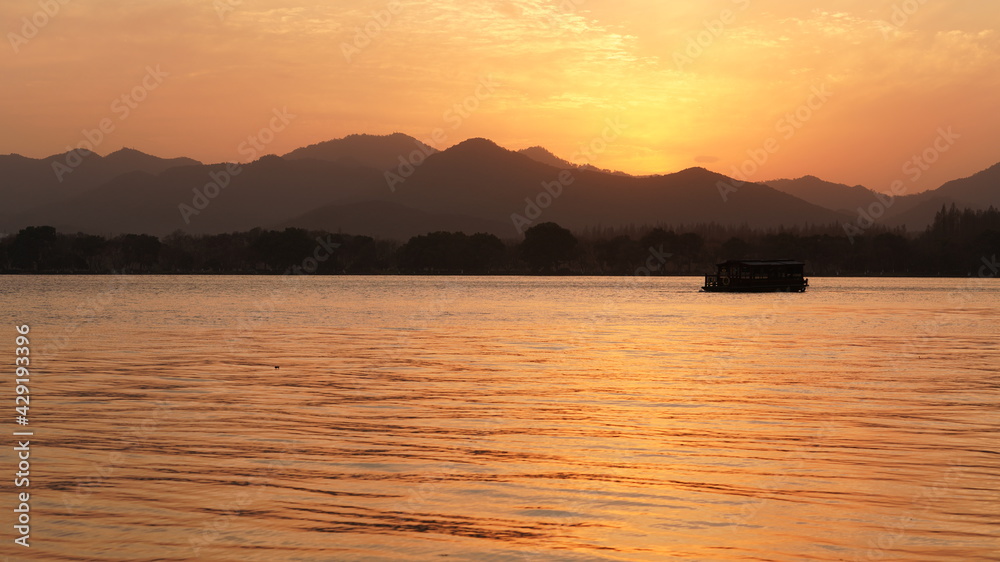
[15,325,30,422]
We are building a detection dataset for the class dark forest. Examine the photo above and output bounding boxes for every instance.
[3,205,998,277]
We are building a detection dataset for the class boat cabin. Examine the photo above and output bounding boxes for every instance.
[703,260,808,292]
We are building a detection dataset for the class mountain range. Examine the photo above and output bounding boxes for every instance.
[2,134,997,240]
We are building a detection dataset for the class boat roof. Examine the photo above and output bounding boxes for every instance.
[717,259,804,266]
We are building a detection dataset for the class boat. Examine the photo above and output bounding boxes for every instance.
[702,259,808,292]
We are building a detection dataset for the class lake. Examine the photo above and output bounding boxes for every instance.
[1,275,998,560]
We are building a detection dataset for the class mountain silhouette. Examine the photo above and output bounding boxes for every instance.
[921,162,1000,209]
[879,162,1000,228]
[0,148,200,220]
[277,200,509,240]
[517,145,628,175]
[517,146,577,169]
[389,141,845,235]
[283,133,437,171]
[102,147,199,174]
[9,156,385,236]
[765,175,878,213]
[3,135,997,239]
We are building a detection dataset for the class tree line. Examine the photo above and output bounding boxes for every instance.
[1,205,997,276]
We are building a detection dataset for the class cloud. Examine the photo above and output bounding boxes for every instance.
[0,0,996,187]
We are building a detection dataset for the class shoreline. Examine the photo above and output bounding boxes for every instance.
[1,272,994,278]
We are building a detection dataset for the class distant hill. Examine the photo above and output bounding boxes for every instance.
[283,133,437,171]
[277,200,510,240]
[101,148,200,175]
[517,145,629,176]
[9,156,386,236]
[0,148,200,218]
[881,195,957,230]
[517,146,576,169]
[765,175,878,213]
[388,139,844,235]
[922,162,1000,209]
[768,164,1000,230]
[5,138,843,239]
[3,134,997,239]
[881,163,1000,229]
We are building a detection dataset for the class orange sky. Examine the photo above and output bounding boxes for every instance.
[2,0,997,192]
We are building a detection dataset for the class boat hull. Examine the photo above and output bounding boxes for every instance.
[702,283,807,293]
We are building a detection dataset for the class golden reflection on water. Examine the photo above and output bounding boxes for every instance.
[2,276,999,560]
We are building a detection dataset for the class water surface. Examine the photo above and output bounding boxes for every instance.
[1,276,998,560]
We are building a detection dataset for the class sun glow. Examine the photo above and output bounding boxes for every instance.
[1,0,997,191]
